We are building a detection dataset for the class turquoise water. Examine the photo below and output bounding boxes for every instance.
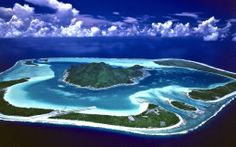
[0,58,235,134]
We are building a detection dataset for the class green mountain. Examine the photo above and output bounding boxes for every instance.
[64,62,144,88]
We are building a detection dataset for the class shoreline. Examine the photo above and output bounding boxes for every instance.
[155,58,236,78]
[181,94,236,135]
[0,91,235,136]
[62,68,151,91]
[167,99,198,112]
[186,86,236,103]
[0,108,185,136]
[3,75,150,117]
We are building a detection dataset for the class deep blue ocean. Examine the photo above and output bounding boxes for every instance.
[0,37,236,147]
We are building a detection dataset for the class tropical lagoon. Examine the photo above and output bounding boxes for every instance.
[0,57,235,135]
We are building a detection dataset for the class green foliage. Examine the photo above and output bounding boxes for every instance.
[24,60,38,66]
[0,79,52,116]
[189,82,236,100]
[0,78,28,89]
[52,105,179,128]
[65,62,144,88]
[171,101,196,111]
[155,59,236,101]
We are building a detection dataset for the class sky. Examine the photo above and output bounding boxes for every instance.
[0,0,235,41]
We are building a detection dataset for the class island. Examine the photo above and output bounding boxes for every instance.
[0,57,235,136]
[170,101,197,111]
[0,79,52,116]
[24,60,38,66]
[0,78,180,129]
[155,59,236,101]
[64,62,145,89]
[188,81,236,101]
[154,59,236,79]
[52,104,179,128]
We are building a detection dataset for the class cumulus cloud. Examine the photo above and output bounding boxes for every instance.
[152,21,173,37]
[0,3,34,18]
[0,1,234,40]
[25,0,79,17]
[90,27,100,36]
[0,15,232,40]
[203,32,219,41]
[13,3,34,18]
[174,12,199,19]
[0,7,13,16]
[4,15,25,37]
[193,17,220,41]
[61,20,83,37]
[26,18,49,37]
[152,21,190,37]
[108,25,118,32]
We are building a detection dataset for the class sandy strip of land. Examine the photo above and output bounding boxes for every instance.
[1,92,235,136]
[181,94,236,134]
[156,58,236,77]
[0,110,185,136]
[186,90,236,103]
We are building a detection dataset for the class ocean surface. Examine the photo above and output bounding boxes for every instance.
[0,37,236,146]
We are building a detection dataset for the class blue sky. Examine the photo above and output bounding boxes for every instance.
[0,0,235,41]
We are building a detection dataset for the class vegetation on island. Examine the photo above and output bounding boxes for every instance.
[0,78,29,89]
[0,79,180,128]
[155,59,236,79]
[24,60,38,66]
[51,104,180,128]
[189,81,236,101]
[155,59,236,101]
[64,62,145,89]
[171,101,197,111]
[0,79,52,116]
[40,58,48,62]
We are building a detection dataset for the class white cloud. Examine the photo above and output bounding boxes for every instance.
[0,14,231,40]
[123,17,138,24]
[228,18,236,23]
[76,15,110,26]
[0,7,13,16]
[13,3,34,18]
[194,17,218,33]
[194,17,220,41]
[174,12,199,19]
[0,3,34,18]
[0,0,233,41]
[152,21,190,37]
[26,18,47,37]
[90,27,100,36]
[173,23,190,37]
[113,12,120,15]
[3,15,24,37]
[232,33,236,41]
[152,21,173,37]
[25,0,79,16]
[219,21,232,39]
[61,20,83,37]
[203,32,219,41]
[108,25,118,32]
